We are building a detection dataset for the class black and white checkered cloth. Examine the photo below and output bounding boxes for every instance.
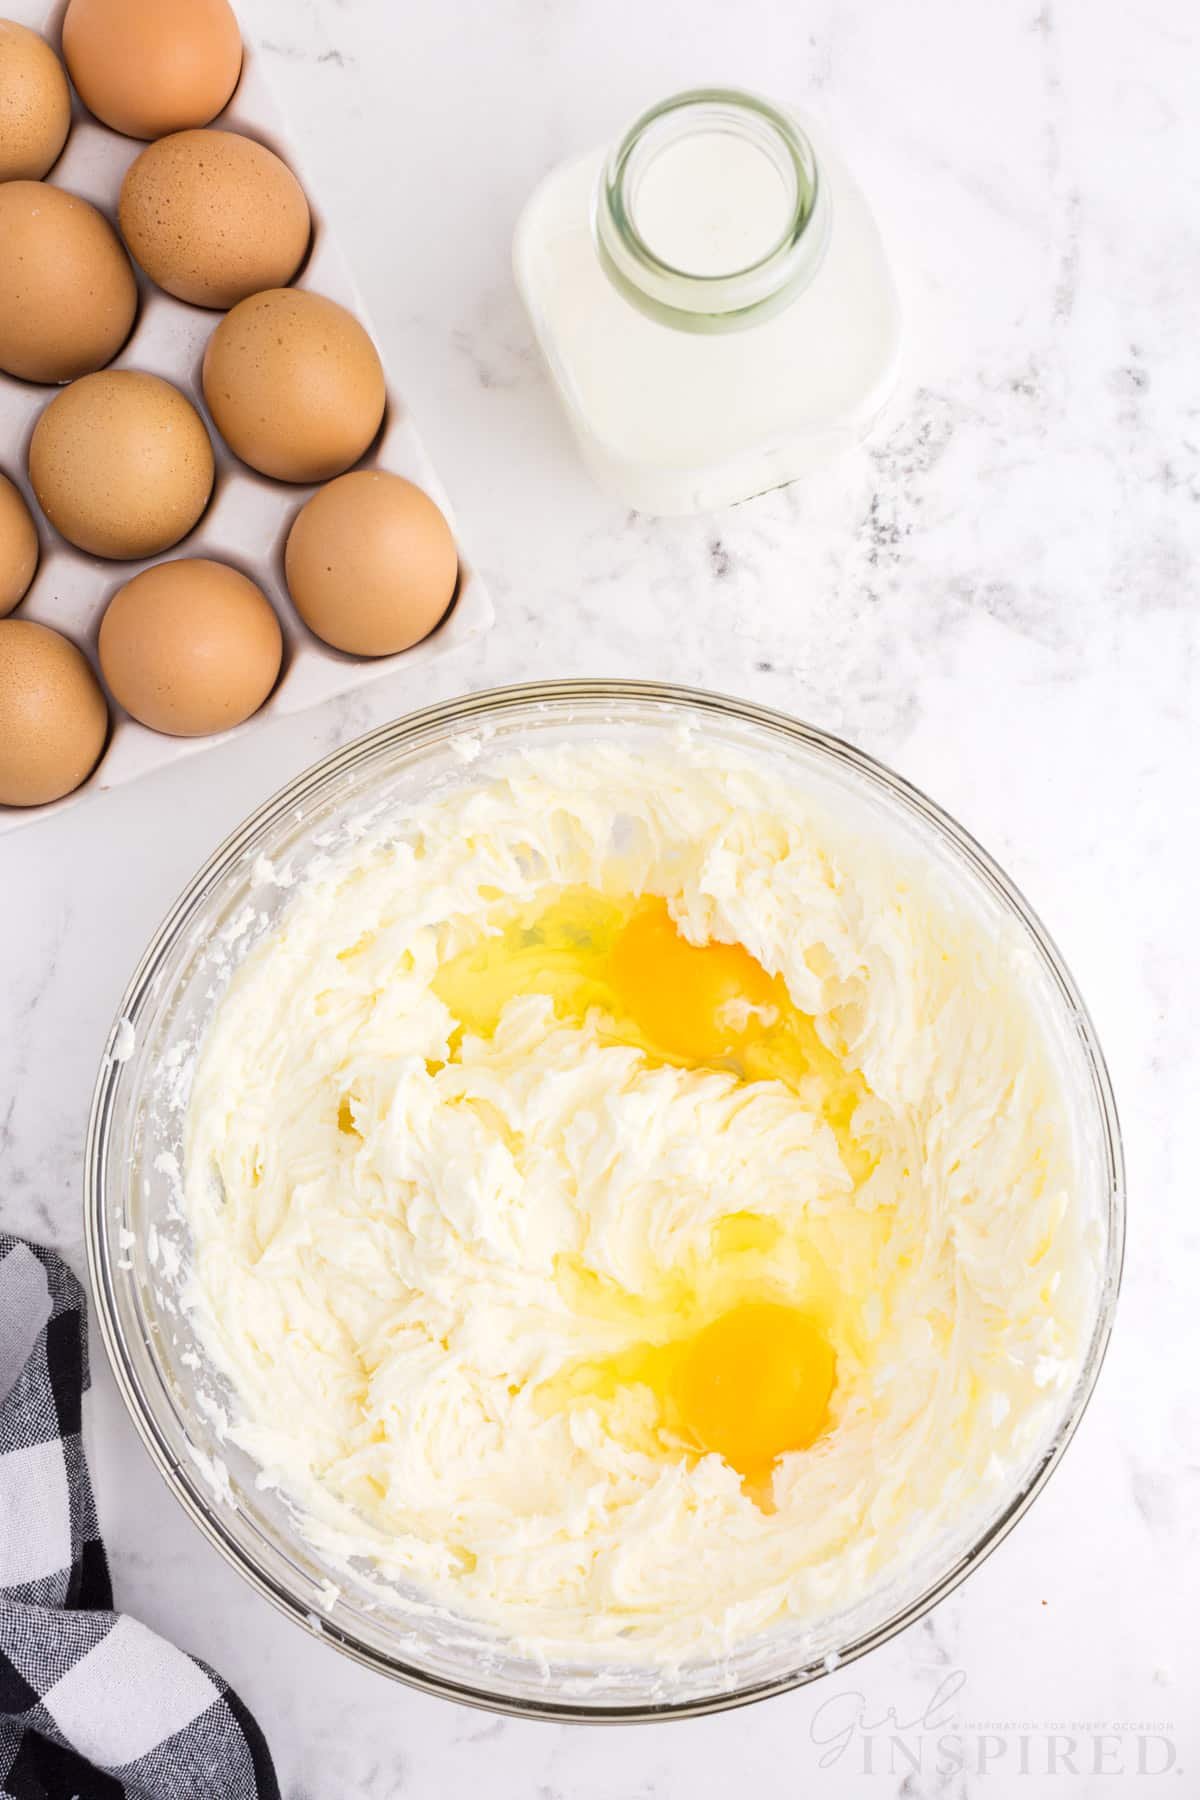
[0,1234,279,1800]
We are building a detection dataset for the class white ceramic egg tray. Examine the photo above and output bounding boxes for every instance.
[1,0,493,835]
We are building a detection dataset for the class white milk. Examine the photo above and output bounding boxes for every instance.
[633,130,795,276]
[514,89,901,516]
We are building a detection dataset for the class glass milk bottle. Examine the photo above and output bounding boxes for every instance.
[514,88,901,516]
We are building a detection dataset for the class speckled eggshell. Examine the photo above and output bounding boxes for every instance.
[0,473,38,617]
[61,0,242,140]
[0,618,107,805]
[285,470,459,656]
[119,129,311,310]
[203,288,386,483]
[28,370,214,560]
[0,182,137,384]
[0,19,71,180]
[99,557,282,736]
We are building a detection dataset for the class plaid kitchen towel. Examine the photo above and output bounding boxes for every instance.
[0,1234,279,1800]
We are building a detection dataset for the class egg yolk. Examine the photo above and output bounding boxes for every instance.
[609,900,776,1060]
[675,1302,835,1478]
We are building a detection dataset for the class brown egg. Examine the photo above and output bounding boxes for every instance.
[203,289,386,483]
[285,471,458,657]
[0,619,107,806]
[0,20,71,180]
[99,558,282,736]
[61,0,242,140]
[29,371,214,560]
[0,182,137,384]
[0,474,38,618]
[119,129,311,310]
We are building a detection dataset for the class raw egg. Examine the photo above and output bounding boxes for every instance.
[119,129,311,310]
[675,1302,835,1478]
[0,619,107,805]
[99,558,282,736]
[609,899,777,1060]
[61,0,242,140]
[0,182,137,384]
[0,19,71,180]
[0,473,38,617]
[203,288,385,483]
[434,885,868,1490]
[29,371,214,560]
[284,471,457,656]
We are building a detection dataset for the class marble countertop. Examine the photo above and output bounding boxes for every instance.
[4,0,1196,1793]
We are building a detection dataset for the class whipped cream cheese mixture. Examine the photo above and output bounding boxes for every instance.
[184,743,1096,1662]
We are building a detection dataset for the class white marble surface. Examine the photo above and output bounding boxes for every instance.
[3,0,1197,1792]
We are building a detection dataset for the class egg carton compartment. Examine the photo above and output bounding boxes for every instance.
[1,0,494,833]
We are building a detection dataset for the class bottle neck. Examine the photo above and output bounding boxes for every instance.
[593,89,830,335]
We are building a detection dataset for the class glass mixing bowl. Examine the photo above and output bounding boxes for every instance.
[85,680,1124,1720]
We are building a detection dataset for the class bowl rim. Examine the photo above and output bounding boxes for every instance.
[84,677,1126,1722]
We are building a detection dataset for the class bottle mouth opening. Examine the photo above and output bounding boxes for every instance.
[594,89,830,334]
